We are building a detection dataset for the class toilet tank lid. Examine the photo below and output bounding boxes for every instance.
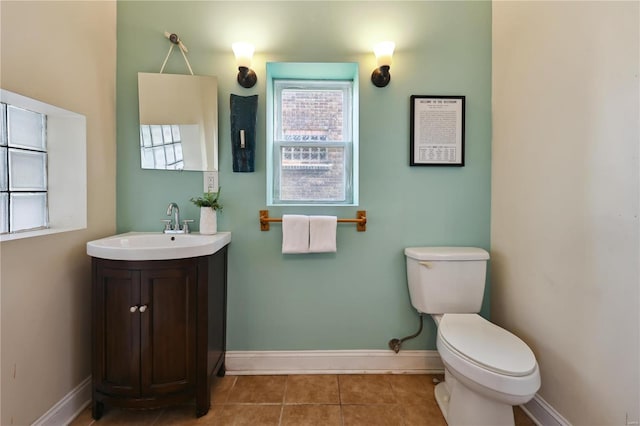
[405,247,490,261]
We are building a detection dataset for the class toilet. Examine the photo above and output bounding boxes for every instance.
[404,247,540,426]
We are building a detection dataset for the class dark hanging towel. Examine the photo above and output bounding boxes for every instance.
[230,94,258,172]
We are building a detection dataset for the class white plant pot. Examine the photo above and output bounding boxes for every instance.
[199,207,217,235]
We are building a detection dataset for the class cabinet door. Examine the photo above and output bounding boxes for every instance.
[93,265,141,397]
[207,248,228,372]
[140,264,197,395]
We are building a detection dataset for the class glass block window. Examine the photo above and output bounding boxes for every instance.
[271,78,356,204]
[281,146,329,167]
[140,124,184,170]
[0,103,48,233]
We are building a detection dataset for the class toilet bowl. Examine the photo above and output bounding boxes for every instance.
[404,247,540,425]
[434,313,540,425]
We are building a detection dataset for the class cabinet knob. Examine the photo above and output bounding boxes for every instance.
[129,306,138,313]
[139,305,148,313]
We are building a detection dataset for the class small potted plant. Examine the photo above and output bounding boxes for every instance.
[190,188,222,235]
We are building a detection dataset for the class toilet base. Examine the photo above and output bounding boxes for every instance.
[434,375,515,426]
[434,381,451,422]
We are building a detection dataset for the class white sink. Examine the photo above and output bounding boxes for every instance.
[86,232,231,261]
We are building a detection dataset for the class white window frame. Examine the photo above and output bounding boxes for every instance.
[0,89,86,242]
[266,62,359,206]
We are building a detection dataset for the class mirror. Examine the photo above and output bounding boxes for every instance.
[137,73,218,171]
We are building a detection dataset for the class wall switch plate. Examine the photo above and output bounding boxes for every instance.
[204,171,218,193]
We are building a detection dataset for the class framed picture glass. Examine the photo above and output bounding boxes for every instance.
[410,95,465,166]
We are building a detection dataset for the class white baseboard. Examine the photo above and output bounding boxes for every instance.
[225,349,444,375]
[522,394,571,426]
[31,376,91,426]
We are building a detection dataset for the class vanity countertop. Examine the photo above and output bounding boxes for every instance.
[86,231,231,261]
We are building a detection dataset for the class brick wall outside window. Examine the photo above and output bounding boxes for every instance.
[280,147,345,201]
[281,89,344,141]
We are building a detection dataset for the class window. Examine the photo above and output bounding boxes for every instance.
[0,103,48,233]
[0,89,86,241]
[267,63,359,206]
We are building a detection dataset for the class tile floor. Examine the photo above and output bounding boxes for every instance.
[71,374,536,426]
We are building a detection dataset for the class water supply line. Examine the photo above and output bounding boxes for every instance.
[388,313,424,353]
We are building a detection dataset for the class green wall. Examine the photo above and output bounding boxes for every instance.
[116,1,492,350]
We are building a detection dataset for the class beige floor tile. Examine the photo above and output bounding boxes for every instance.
[68,375,538,426]
[402,403,446,426]
[514,406,536,426]
[68,406,94,426]
[285,375,340,404]
[216,404,282,426]
[342,404,405,426]
[155,404,223,425]
[339,374,397,404]
[91,407,163,425]
[211,376,237,404]
[281,404,342,426]
[226,375,287,404]
[387,374,437,405]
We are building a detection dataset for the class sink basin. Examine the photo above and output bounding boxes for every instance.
[87,232,231,261]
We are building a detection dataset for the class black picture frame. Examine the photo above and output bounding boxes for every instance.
[410,95,465,166]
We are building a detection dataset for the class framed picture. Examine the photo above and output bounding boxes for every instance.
[410,95,465,166]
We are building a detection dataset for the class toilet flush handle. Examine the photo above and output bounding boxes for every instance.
[419,261,432,269]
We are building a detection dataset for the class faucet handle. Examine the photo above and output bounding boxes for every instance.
[161,219,172,232]
[182,219,194,234]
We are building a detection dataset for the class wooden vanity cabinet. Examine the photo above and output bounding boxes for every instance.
[91,246,228,419]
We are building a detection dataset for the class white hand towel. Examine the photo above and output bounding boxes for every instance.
[309,215,337,253]
[282,215,310,254]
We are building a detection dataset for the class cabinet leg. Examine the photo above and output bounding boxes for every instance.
[196,404,210,418]
[91,400,104,420]
[216,362,226,377]
[196,376,212,418]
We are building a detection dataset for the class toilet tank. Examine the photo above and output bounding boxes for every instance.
[404,247,490,314]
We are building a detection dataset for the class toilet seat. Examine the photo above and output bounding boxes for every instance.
[436,314,541,399]
[438,314,537,377]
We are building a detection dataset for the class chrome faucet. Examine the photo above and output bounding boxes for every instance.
[163,202,192,234]
[167,202,180,228]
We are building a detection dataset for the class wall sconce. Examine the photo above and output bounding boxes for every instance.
[232,42,257,88]
[371,41,395,88]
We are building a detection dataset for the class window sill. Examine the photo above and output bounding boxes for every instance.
[0,225,85,242]
[268,203,359,207]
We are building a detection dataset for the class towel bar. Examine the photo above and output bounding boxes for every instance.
[259,210,367,232]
